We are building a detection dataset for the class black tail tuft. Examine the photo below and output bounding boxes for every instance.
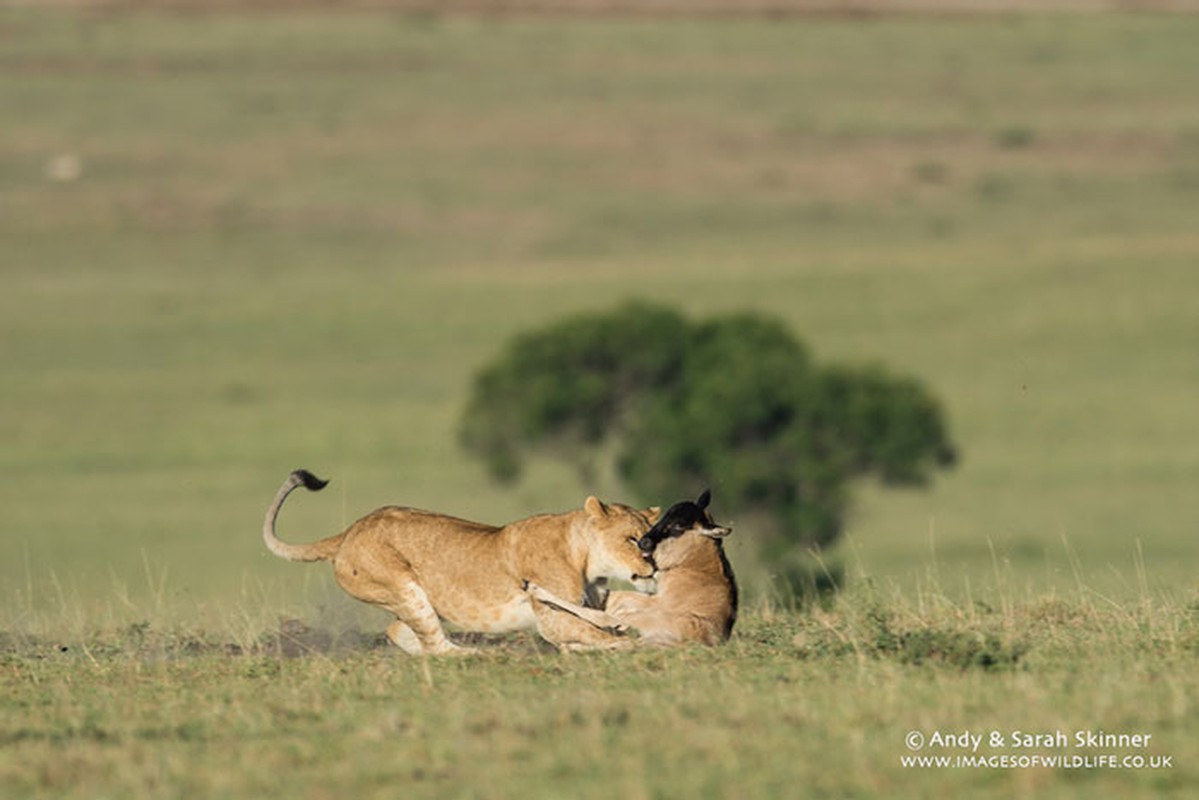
[292,469,329,492]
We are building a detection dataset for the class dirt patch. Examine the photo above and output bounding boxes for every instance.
[0,619,549,662]
[248,619,552,658]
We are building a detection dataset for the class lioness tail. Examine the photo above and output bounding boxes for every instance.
[262,469,344,562]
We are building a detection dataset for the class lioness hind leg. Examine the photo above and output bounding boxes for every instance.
[385,579,477,656]
[337,549,475,657]
[386,620,423,655]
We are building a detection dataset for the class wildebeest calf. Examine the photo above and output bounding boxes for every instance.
[526,490,737,646]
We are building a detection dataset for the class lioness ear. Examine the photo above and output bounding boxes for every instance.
[700,525,731,539]
[645,506,662,524]
[697,489,711,510]
[584,496,608,518]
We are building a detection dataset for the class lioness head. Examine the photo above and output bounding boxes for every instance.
[635,489,731,571]
[580,496,659,583]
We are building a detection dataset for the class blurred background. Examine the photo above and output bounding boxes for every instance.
[3,0,1197,629]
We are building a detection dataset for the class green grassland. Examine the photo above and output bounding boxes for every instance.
[4,594,1198,799]
[2,6,1199,797]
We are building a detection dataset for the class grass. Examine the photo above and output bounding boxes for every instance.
[1,5,1198,796]
[3,7,1197,606]
[4,587,1198,799]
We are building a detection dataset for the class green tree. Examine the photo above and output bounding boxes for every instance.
[460,302,957,553]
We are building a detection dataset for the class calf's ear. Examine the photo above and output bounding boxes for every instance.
[696,489,711,510]
[700,525,732,539]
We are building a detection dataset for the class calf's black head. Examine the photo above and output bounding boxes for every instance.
[637,489,731,555]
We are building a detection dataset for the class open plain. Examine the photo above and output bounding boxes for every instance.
[2,4,1198,797]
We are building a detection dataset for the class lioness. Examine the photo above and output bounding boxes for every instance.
[262,469,659,654]
[526,490,738,647]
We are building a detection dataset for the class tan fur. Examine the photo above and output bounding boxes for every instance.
[526,527,737,647]
[262,471,660,654]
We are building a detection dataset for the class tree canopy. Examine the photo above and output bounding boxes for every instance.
[460,302,957,550]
